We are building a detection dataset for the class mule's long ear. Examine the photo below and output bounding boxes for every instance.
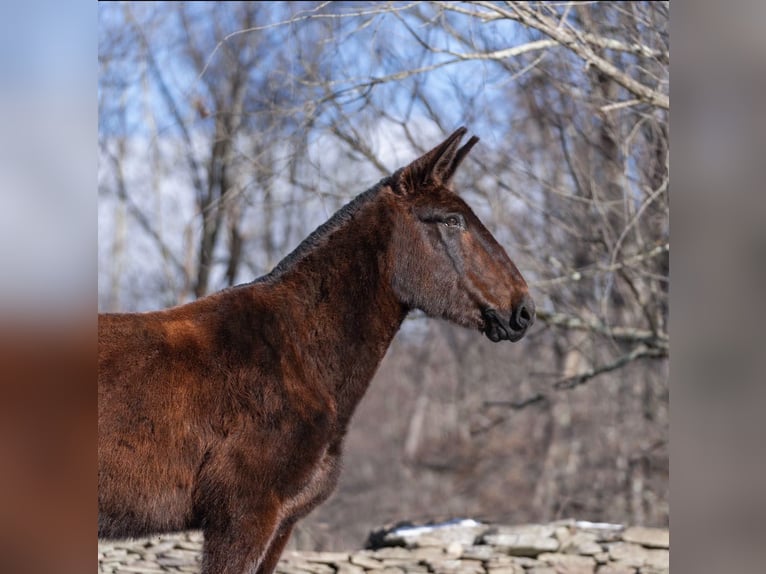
[397,127,469,194]
[442,135,479,184]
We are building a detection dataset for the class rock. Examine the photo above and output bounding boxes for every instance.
[300,551,352,564]
[350,554,385,569]
[526,568,557,574]
[571,522,625,543]
[606,543,647,568]
[112,566,166,574]
[457,559,485,574]
[155,556,198,567]
[174,540,204,551]
[157,548,200,560]
[446,541,464,557]
[335,565,365,574]
[508,556,543,568]
[458,545,494,561]
[485,555,513,567]
[537,552,596,573]
[482,524,559,557]
[595,566,636,574]
[185,531,204,543]
[621,527,669,549]
[593,552,610,564]
[280,560,335,574]
[380,558,421,568]
[558,531,602,556]
[372,547,415,560]
[425,558,485,574]
[483,524,557,541]
[605,542,668,570]
[143,539,178,553]
[409,546,447,561]
[643,549,669,570]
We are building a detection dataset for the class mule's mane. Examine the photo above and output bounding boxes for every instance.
[259,181,388,283]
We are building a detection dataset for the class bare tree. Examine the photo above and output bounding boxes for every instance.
[99,0,669,549]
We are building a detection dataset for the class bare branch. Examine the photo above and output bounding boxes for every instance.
[553,345,667,390]
[105,147,187,280]
[486,345,666,412]
[530,243,669,289]
[473,1,669,109]
[483,394,547,410]
[600,99,642,113]
[535,309,668,349]
[197,2,423,82]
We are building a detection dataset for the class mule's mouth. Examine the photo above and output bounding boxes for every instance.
[481,308,530,343]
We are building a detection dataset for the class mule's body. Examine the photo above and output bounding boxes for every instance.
[98,129,534,574]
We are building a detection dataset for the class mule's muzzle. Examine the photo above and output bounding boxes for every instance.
[482,295,535,343]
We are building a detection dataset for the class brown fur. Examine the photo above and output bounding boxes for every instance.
[98,128,534,574]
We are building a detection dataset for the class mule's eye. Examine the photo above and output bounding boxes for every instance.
[444,215,463,228]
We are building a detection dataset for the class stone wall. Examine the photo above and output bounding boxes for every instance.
[98,519,669,574]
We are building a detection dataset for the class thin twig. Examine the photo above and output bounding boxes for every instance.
[530,243,669,288]
[474,1,669,109]
[535,309,668,349]
[553,345,667,390]
[485,344,667,412]
[484,394,547,410]
[197,2,422,82]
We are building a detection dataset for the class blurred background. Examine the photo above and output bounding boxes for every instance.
[98,1,669,550]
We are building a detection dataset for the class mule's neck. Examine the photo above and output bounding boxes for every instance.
[265,189,408,429]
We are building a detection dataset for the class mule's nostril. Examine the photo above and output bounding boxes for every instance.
[510,296,535,332]
[515,304,530,329]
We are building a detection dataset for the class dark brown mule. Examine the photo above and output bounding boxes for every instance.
[98,128,534,574]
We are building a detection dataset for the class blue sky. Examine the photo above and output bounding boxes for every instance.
[0,0,94,311]
[97,2,535,142]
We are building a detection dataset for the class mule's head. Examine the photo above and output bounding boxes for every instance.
[385,127,534,342]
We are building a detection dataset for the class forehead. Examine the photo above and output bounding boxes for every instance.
[410,187,475,213]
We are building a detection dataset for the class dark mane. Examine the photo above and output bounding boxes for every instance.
[260,183,384,282]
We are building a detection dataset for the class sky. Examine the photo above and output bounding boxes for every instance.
[0,0,93,312]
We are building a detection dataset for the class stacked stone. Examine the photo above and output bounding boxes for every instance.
[98,531,203,574]
[98,520,669,574]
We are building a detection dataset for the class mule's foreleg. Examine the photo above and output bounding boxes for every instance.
[200,495,282,574]
[196,397,337,574]
[252,445,342,574]
[194,444,288,574]
[254,523,295,574]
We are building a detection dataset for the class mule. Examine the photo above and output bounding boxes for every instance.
[98,127,534,574]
